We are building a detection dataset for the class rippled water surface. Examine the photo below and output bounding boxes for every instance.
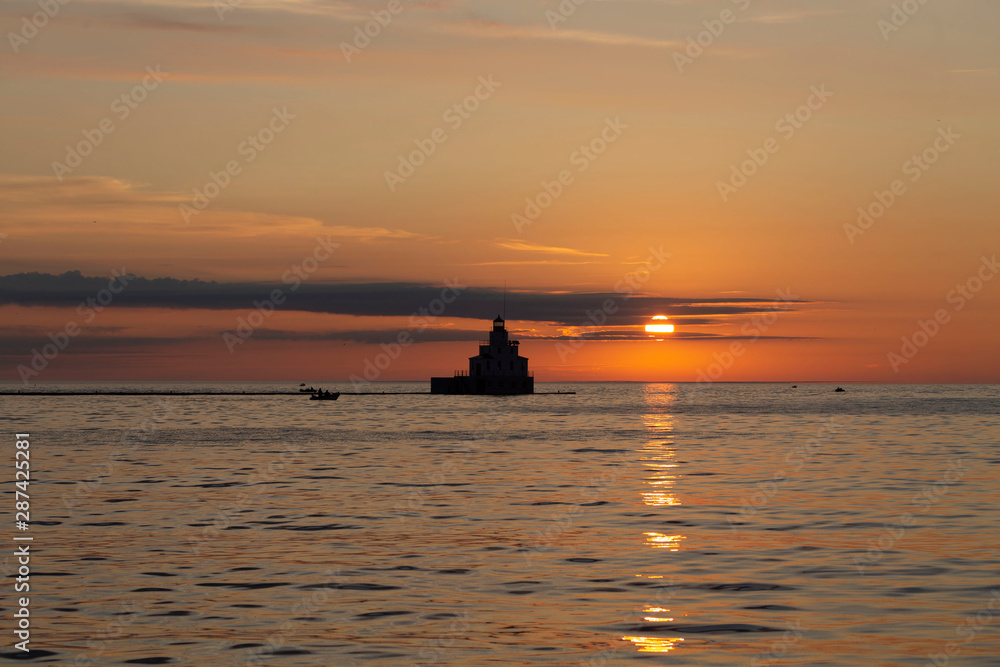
[1,382,999,665]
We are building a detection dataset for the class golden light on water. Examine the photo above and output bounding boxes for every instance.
[640,457,679,507]
[645,315,675,335]
[640,412,680,507]
[624,392,687,657]
[642,606,675,622]
[643,531,685,551]
[621,636,684,652]
[642,490,681,506]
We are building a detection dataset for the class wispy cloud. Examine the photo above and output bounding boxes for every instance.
[0,174,181,205]
[325,225,427,242]
[495,240,608,257]
[438,19,682,50]
[466,260,598,266]
[0,174,421,243]
[746,8,846,24]
[80,0,365,19]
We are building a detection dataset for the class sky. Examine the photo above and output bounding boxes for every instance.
[0,0,998,383]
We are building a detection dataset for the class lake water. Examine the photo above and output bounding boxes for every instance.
[1,382,999,665]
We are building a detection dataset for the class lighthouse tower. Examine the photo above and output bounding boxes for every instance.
[430,315,534,395]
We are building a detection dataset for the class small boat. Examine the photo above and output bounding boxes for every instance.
[299,386,316,393]
[835,387,846,393]
[299,383,306,386]
[310,391,340,401]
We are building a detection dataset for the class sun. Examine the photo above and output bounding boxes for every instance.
[645,315,675,335]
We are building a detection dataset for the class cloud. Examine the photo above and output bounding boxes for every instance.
[746,8,845,24]
[0,271,814,326]
[0,323,812,356]
[535,331,815,341]
[325,225,427,241]
[495,240,608,257]
[437,20,682,50]
[0,174,425,280]
[465,260,599,266]
[112,12,265,33]
[71,0,367,20]
[0,174,183,206]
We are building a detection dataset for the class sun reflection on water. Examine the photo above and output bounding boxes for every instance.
[622,385,687,655]
[640,405,681,508]
[642,606,674,622]
[643,531,686,551]
[621,635,684,652]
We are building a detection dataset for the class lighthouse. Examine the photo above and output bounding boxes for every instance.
[430,315,534,395]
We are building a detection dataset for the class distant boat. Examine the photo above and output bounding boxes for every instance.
[310,391,340,401]
[299,386,316,393]
[835,387,846,393]
[299,383,306,386]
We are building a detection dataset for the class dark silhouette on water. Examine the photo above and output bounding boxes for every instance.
[835,387,846,392]
[310,390,340,401]
[431,315,534,395]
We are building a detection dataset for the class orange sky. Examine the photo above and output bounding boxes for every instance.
[1,0,998,382]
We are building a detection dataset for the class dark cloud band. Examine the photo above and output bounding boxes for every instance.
[0,271,811,326]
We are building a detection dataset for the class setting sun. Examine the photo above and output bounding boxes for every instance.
[645,316,675,335]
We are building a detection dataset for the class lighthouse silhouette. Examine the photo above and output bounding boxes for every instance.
[430,314,534,395]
